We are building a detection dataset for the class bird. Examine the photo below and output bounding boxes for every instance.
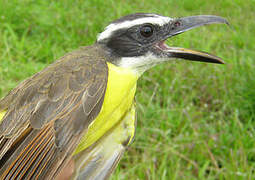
[0,13,228,179]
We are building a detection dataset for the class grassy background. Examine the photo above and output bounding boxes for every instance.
[0,0,255,179]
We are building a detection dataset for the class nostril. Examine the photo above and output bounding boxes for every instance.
[174,21,181,27]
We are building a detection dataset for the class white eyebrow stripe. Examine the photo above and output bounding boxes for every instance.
[97,16,172,41]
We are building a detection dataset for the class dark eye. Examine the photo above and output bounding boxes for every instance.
[140,25,154,38]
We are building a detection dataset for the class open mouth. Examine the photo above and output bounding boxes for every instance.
[153,15,228,64]
[155,40,225,64]
[156,40,169,50]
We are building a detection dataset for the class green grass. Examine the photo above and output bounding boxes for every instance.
[0,0,255,179]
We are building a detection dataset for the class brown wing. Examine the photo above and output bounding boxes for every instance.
[0,45,108,179]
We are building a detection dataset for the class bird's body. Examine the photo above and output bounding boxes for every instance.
[74,61,138,154]
[0,13,228,179]
[0,45,138,179]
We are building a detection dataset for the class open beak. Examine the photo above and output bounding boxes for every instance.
[156,15,229,64]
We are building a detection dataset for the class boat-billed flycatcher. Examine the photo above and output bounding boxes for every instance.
[0,13,228,179]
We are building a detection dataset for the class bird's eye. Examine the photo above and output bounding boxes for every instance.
[140,25,154,38]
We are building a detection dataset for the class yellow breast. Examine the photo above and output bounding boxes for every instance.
[0,111,5,123]
[74,62,139,154]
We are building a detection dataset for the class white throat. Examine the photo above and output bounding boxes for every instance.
[116,53,167,75]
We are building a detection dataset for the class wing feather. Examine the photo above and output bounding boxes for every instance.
[0,45,108,179]
[6,124,52,179]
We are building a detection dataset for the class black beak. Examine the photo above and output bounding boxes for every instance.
[160,15,229,64]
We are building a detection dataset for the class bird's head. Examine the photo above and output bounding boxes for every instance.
[97,13,228,74]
